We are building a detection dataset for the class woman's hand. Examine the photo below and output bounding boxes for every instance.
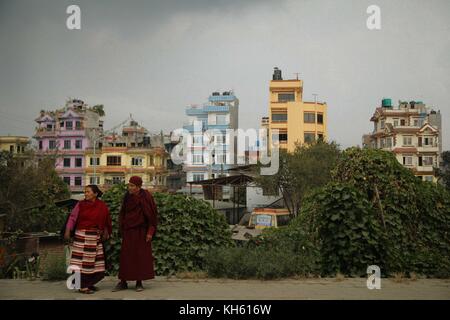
[102,229,110,241]
[146,233,152,242]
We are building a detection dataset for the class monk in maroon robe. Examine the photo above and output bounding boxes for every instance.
[112,176,158,292]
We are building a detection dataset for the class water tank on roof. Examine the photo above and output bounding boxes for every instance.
[382,98,392,108]
[273,67,283,80]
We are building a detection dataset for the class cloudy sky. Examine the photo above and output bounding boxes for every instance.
[0,0,449,150]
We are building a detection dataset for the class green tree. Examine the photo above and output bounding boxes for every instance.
[255,140,341,216]
[91,104,105,117]
[437,151,450,191]
[0,151,70,232]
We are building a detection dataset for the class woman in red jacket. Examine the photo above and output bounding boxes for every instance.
[65,185,112,294]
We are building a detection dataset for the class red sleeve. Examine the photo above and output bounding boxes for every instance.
[143,190,158,237]
[104,204,112,236]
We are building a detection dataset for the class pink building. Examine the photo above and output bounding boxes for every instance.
[34,99,104,193]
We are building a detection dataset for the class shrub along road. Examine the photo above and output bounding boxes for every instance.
[0,276,449,300]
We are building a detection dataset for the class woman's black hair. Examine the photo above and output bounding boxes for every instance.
[86,184,103,198]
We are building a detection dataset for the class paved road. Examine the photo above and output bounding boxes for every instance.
[0,276,449,300]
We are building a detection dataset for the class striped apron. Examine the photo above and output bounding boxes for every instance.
[70,229,105,276]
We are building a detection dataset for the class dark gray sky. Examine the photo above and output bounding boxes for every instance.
[0,0,449,150]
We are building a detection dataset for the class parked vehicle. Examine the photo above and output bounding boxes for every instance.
[231,208,291,241]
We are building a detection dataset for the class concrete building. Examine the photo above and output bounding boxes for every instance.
[364,99,442,182]
[84,120,168,192]
[0,136,30,154]
[33,99,104,193]
[265,67,328,153]
[182,91,239,194]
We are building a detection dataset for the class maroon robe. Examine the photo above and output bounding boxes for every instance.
[118,189,158,281]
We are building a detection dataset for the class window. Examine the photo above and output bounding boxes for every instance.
[90,157,100,166]
[424,176,433,182]
[193,135,203,145]
[66,121,73,130]
[75,140,82,149]
[214,154,227,164]
[304,112,315,123]
[278,93,295,102]
[272,113,287,122]
[423,156,433,166]
[63,158,71,167]
[413,119,419,127]
[403,136,412,146]
[193,154,204,164]
[132,157,143,166]
[192,173,204,182]
[64,140,71,150]
[216,114,228,125]
[215,135,226,144]
[75,158,82,167]
[60,121,64,128]
[277,215,291,227]
[63,177,71,185]
[318,133,324,141]
[403,156,413,166]
[49,140,56,150]
[149,156,154,166]
[317,113,324,124]
[386,137,393,148]
[74,177,82,186]
[380,138,386,148]
[9,145,14,152]
[304,133,315,143]
[90,176,100,185]
[400,119,406,126]
[380,120,385,129]
[39,141,43,150]
[107,156,121,166]
[424,137,434,146]
[393,119,399,127]
[112,176,124,184]
[75,121,82,130]
[278,133,288,142]
[46,124,53,131]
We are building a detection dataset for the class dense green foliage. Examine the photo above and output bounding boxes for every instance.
[102,184,233,276]
[0,151,70,232]
[298,148,450,276]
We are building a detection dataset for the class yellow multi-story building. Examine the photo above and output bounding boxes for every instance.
[84,146,168,191]
[83,120,169,192]
[0,136,30,154]
[266,68,328,152]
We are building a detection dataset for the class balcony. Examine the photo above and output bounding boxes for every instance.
[203,105,230,113]
[185,106,207,116]
[208,95,236,102]
[58,129,85,137]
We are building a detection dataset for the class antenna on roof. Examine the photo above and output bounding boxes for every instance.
[293,73,300,80]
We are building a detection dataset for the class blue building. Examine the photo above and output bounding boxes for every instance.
[183,91,239,193]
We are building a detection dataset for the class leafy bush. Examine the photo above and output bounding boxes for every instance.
[42,253,67,281]
[298,148,450,277]
[102,184,233,276]
[205,221,321,280]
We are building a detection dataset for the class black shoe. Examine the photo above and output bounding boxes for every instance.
[136,282,144,292]
[112,282,128,292]
[89,285,100,292]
